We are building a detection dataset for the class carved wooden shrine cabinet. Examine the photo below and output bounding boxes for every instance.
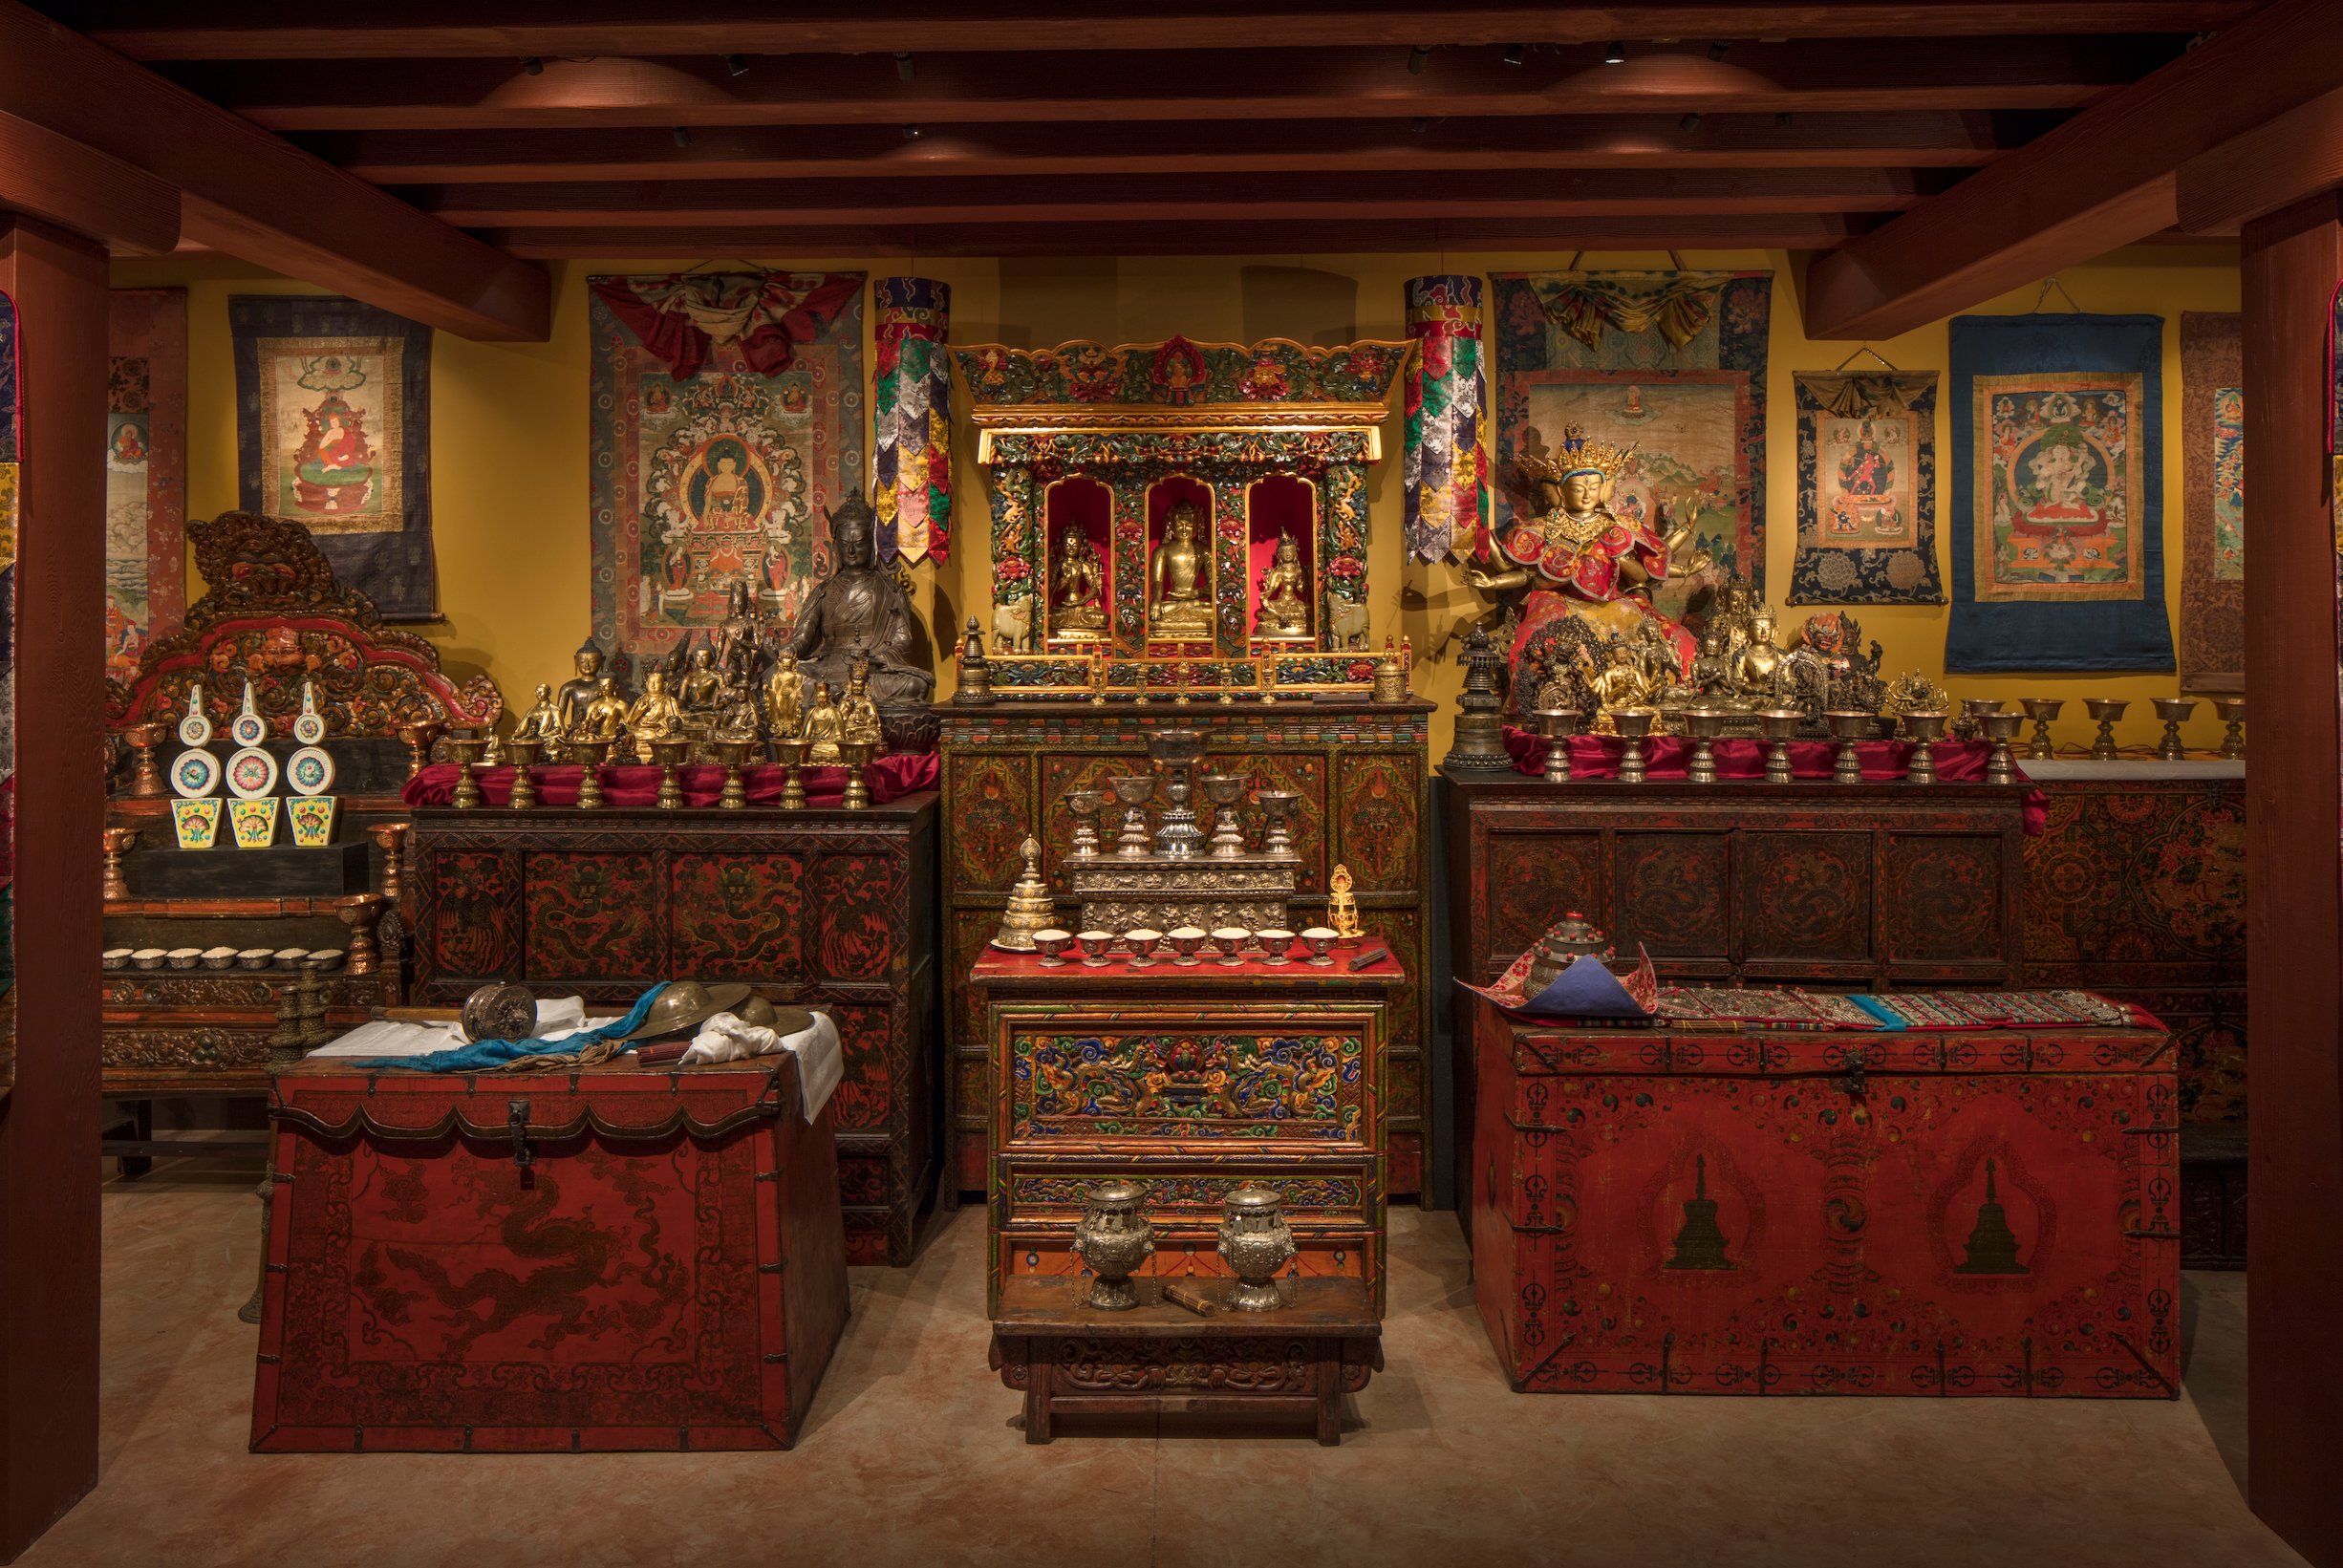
[942,701,1434,1197]
[254,1050,849,1450]
[405,797,937,1266]
[1442,771,2033,1210]
[1469,999,2180,1397]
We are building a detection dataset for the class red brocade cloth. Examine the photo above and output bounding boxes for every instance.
[584,273,862,380]
[400,754,939,810]
[1501,725,2048,835]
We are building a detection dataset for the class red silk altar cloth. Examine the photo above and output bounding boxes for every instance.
[1501,726,2047,834]
[400,754,939,810]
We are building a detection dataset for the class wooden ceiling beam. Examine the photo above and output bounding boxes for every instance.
[316,112,2032,183]
[182,39,2170,133]
[1800,0,2343,339]
[0,3,548,339]
[481,213,1870,259]
[412,167,1933,227]
[2175,85,2343,236]
[72,3,2256,59]
[0,110,179,254]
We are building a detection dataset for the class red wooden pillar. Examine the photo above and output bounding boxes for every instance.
[2242,191,2343,1568]
[0,214,106,1564]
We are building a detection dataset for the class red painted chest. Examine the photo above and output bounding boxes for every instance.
[1470,998,2179,1397]
[252,1054,849,1450]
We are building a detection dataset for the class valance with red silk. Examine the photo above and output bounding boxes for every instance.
[585,272,862,380]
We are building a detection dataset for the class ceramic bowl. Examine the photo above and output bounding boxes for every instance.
[236,947,275,970]
[1031,928,1074,967]
[201,945,238,969]
[304,948,346,971]
[1076,929,1115,967]
[165,947,204,970]
[1254,928,1296,965]
[1125,928,1163,967]
[1300,927,1339,966]
[102,948,134,971]
[131,947,167,970]
[1211,927,1250,966]
[1167,926,1208,966]
[271,947,310,968]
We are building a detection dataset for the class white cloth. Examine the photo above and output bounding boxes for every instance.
[311,999,617,1059]
[677,1010,842,1122]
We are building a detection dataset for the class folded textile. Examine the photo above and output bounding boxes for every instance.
[355,983,668,1072]
[677,1010,843,1122]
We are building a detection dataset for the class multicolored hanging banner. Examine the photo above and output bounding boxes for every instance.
[1402,274,1489,564]
[872,277,952,564]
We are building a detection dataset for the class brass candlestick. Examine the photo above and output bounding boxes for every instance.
[1682,707,1728,785]
[124,722,170,798]
[651,737,691,808]
[1826,710,1872,784]
[709,739,751,809]
[101,826,140,902]
[398,720,444,781]
[840,741,872,810]
[1255,790,1300,859]
[1902,711,1947,785]
[337,892,385,977]
[369,823,409,906]
[772,737,808,809]
[1533,706,1580,784]
[1613,707,1657,784]
[570,740,610,808]
[1067,787,1107,855]
[2213,696,2246,759]
[446,736,488,808]
[505,737,541,808]
[2084,698,2127,761]
[1756,709,1801,785]
[1980,711,2024,784]
[2152,697,2196,763]
[2018,698,2063,761]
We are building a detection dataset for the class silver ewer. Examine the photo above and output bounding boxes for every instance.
[1216,1186,1296,1312]
[1070,1181,1154,1310]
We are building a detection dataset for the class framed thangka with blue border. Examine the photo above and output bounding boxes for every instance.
[1947,312,2174,673]
[1789,371,1941,604]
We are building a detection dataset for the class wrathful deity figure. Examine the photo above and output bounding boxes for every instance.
[785,489,935,742]
[1150,502,1214,638]
[1052,525,1107,634]
[1254,530,1311,638]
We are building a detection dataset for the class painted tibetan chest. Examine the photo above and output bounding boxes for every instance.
[939,699,1433,1199]
[403,797,936,1265]
[1469,997,2179,1397]
[971,944,1404,1314]
[252,1051,849,1450]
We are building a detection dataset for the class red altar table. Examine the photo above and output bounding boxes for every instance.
[251,1049,849,1450]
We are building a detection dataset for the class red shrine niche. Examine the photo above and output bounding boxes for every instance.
[1041,475,1112,646]
[1246,473,1319,644]
[1143,473,1215,647]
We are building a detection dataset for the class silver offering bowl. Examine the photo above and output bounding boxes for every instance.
[2213,696,2246,760]
[1031,929,1074,967]
[2018,698,2063,761]
[1532,705,1581,784]
[1755,708,1802,784]
[1107,773,1157,854]
[1125,928,1163,968]
[1066,788,1107,856]
[1681,707,1730,784]
[1198,774,1249,856]
[2152,697,2197,763]
[1076,929,1115,967]
[1901,711,1947,785]
[1299,927,1338,967]
[1254,928,1295,966]
[1825,710,1873,784]
[1211,927,1249,966]
[2083,697,2128,761]
[1980,712,2025,784]
[1611,707,1658,784]
[1254,790,1300,858]
[1167,926,1209,966]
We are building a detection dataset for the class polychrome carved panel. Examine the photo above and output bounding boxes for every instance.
[1231,752,1325,892]
[525,851,662,982]
[1615,832,1731,958]
[1742,831,1871,960]
[1039,751,1125,891]
[1010,1029,1365,1143]
[1334,753,1420,893]
[668,851,806,980]
[1483,830,1604,972]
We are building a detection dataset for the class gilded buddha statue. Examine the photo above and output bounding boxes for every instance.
[802,681,845,765]
[1149,502,1215,638]
[1052,525,1108,634]
[623,669,683,762]
[1254,530,1311,638]
[572,676,630,745]
[785,489,934,746]
[677,645,723,719]
[512,683,562,742]
[555,639,613,737]
[764,650,806,738]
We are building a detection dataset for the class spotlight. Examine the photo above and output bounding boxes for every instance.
[894,51,915,80]
[1502,43,1526,65]
[1680,112,1702,131]
[1408,44,1430,74]
[520,55,544,75]
[672,126,692,147]
[901,122,922,140]
[1604,40,1626,65]
[1709,41,1730,60]
[722,53,749,77]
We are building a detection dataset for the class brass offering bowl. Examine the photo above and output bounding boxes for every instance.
[2083,697,2128,761]
[650,736,692,809]
[569,740,611,808]
[1681,707,1730,785]
[1611,707,1658,784]
[2018,698,2063,761]
[1900,711,1947,785]
[1532,705,1581,784]
[445,735,489,809]
[2152,697,2197,762]
[1980,712,2025,784]
[1756,708,1801,785]
[2213,696,2246,759]
[1825,710,1873,784]
[505,737,543,809]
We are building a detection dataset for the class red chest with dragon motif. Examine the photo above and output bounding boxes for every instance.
[252,1054,849,1450]
[1470,998,2179,1397]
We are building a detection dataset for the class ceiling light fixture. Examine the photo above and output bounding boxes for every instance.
[672,126,692,147]
[894,52,915,80]
[1408,45,1430,74]
[1503,43,1527,65]
[1604,40,1626,65]
[519,55,544,75]
[902,122,922,140]
[722,53,749,76]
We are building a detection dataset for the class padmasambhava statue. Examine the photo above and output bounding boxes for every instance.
[1468,424,1712,702]
[1149,502,1215,638]
[785,489,934,748]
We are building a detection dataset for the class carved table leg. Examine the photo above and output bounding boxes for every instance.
[1317,1347,1342,1445]
[1026,1351,1053,1445]
[238,1159,272,1325]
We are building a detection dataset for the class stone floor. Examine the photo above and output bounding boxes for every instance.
[15,1162,2299,1568]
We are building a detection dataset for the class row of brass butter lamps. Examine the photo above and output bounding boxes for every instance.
[1531,695,2245,786]
[408,722,872,812]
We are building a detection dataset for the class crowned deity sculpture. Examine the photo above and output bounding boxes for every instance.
[1052,524,1108,634]
[1253,529,1312,638]
[556,638,613,736]
[785,489,935,747]
[1468,424,1714,706]
[1149,502,1215,637]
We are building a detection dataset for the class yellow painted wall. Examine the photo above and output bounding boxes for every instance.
[111,245,2242,758]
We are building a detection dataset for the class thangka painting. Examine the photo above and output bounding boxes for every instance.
[1947,313,2173,673]
[1790,371,1942,604]
[230,295,435,619]
[2179,312,2243,690]
[106,289,187,680]
[1491,269,1771,602]
[587,271,864,667]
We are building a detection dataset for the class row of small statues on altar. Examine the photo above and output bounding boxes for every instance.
[510,639,885,766]
[1044,507,1317,643]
